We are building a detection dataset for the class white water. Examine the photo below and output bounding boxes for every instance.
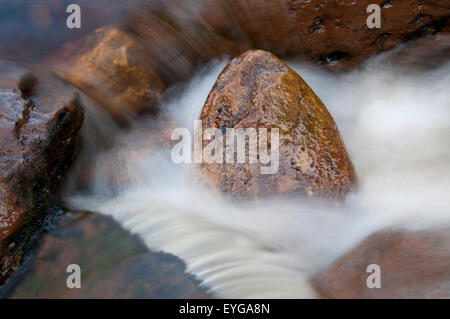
[68,55,450,298]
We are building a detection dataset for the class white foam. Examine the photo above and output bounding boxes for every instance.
[68,57,450,298]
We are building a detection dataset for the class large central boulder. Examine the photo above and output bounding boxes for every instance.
[200,50,356,200]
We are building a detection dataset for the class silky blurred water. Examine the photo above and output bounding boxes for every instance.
[69,56,450,298]
[0,0,449,299]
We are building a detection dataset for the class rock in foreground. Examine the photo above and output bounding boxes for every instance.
[1,212,210,299]
[311,230,450,298]
[200,50,356,200]
[0,66,84,283]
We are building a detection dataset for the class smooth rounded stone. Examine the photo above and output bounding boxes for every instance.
[51,26,165,123]
[199,50,356,200]
[311,229,450,298]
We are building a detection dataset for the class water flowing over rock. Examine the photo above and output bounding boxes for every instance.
[51,26,165,123]
[126,0,450,69]
[124,2,241,85]
[200,50,356,200]
[387,34,450,70]
[0,65,84,283]
[1,212,210,299]
[311,230,450,298]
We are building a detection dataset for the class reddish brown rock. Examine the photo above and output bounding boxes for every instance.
[200,50,356,200]
[287,0,450,68]
[0,65,84,283]
[51,26,165,123]
[311,229,450,298]
[124,1,242,84]
[126,0,450,70]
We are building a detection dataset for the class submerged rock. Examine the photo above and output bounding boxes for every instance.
[200,50,356,200]
[311,229,450,298]
[51,26,165,123]
[0,66,84,283]
[1,212,210,299]
[126,0,450,69]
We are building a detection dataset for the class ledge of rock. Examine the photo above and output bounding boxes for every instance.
[200,50,356,201]
[126,0,450,69]
[286,0,450,68]
[0,64,84,283]
[50,26,165,124]
[311,229,450,298]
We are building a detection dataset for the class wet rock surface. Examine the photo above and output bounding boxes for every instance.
[124,1,241,85]
[0,0,448,298]
[0,211,209,298]
[51,26,165,123]
[286,0,450,68]
[311,229,450,298]
[0,64,84,284]
[126,0,450,69]
[200,50,356,200]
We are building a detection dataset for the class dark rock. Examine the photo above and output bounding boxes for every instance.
[1,212,210,298]
[0,65,84,284]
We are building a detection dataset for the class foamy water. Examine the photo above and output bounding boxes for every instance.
[68,55,450,298]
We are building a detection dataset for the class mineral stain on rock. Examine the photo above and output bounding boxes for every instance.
[200,50,357,201]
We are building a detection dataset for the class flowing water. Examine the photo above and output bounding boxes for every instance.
[0,0,449,299]
[68,56,450,298]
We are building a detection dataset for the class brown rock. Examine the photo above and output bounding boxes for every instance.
[124,1,242,84]
[125,0,450,70]
[199,0,302,56]
[311,229,450,298]
[51,26,165,123]
[287,0,450,68]
[0,66,84,283]
[200,50,356,200]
